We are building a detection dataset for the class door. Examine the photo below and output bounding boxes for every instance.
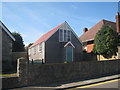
[66,46,73,62]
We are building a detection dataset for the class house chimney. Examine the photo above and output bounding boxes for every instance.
[83,28,88,33]
[116,12,120,33]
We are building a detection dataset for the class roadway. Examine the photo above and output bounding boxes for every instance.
[68,79,120,89]
[12,79,120,90]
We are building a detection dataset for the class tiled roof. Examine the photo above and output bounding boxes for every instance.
[29,22,63,48]
[80,19,116,42]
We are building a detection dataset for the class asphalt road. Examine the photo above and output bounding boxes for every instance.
[74,79,120,89]
[12,79,120,90]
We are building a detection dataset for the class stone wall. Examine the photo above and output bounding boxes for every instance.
[2,58,120,89]
[19,59,120,86]
[12,52,27,72]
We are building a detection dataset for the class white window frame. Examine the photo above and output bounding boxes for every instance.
[59,29,71,42]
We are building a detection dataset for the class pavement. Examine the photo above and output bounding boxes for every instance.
[12,74,120,90]
[56,74,120,89]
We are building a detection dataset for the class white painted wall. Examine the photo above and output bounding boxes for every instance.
[28,42,45,61]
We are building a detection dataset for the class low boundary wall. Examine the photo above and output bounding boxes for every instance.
[2,59,120,89]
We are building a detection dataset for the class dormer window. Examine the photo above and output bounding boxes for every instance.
[59,29,71,42]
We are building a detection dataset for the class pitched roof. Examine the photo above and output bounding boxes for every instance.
[80,19,116,42]
[29,22,64,48]
[0,21,15,41]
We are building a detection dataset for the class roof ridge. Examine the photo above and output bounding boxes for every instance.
[102,19,116,24]
[81,19,104,35]
[80,19,116,42]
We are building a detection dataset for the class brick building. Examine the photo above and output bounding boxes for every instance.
[80,12,120,53]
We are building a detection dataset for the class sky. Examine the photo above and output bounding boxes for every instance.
[1,2,119,46]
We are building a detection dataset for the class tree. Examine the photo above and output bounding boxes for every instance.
[12,32,25,52]
[93,25,119,58]
[28,43,33,47]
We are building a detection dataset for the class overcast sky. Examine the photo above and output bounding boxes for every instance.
[1,2,119,45]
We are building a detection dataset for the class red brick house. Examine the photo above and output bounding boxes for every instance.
[80,12,120,53]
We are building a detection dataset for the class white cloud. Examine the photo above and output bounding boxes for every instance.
[22,8,51,29]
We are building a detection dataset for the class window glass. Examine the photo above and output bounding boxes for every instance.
[64,30,67,42]
[59,29,71,42]
[59,29,63,42]
[68,31,71,41]
[39,44,42,53]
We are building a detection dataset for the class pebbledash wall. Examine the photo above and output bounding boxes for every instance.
[2,58,120,89]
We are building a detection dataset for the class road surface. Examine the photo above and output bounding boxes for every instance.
[69,79,120,89]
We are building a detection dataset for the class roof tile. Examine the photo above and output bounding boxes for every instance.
[80,19,116,42]
[30,22,63,48]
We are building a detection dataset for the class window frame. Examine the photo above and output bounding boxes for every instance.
[59,29,71,42]
[38,44,42,53]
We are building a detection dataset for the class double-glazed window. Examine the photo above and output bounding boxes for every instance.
[59,29,71,42]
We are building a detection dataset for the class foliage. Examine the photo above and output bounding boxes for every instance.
[12,32,25,52]
[93,25,119,58]
[28,43,33,47]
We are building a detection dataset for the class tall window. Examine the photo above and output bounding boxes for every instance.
[59,29,71,42]
[59,29,64,42]
[68,31,71,41]
[64,30,67,42]
[38,44,42,53]
[34,47,36,54]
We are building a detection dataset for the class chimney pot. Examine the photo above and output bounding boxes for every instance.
[83,28,88,33]
[116,12,120,33]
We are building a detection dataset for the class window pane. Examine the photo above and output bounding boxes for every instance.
[59,29,63,42]
[39,44,42,53]
[64,30,67,42]
[68,31,71,41]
